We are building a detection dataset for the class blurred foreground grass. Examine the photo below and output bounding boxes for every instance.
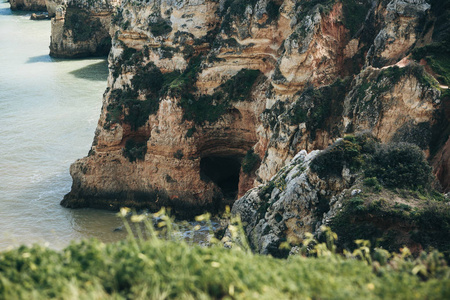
[0,209,449,299]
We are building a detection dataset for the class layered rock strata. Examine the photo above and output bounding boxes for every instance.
[49,0,120,58]
[63,0,450,217]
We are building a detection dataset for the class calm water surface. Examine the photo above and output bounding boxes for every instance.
[0,1,129,250]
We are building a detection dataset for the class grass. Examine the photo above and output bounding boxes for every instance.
[0,211,449,299]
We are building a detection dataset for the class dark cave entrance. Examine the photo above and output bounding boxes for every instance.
[200,156,241,201]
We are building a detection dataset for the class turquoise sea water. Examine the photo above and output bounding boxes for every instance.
[0,1,130,250]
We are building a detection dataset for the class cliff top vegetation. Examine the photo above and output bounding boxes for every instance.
[0,211,449,299]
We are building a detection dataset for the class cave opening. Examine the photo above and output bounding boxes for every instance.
[200,156,241,201]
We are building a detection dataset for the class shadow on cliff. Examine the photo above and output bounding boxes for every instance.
[69,60,108,81]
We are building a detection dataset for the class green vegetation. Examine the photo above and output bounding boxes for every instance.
[363,177,382,192]
[286,78,349,139]
[185,126,196,138]
[220,69,261,102]
[105,87,159,131]
[222,0,258,18]
[341,0,370,37]
[413,42,450,86]
[106,60,175,130]
[412,0,450,86]
[266,0,281,23]
[149,19,172,37]
[173,150,184,159]
[353,64,438,124]
[365,142,433,190]
[110,47,263,126]
[242,149,260,174]
[311,134,433,191]
[109,55,263,126]
[174,61,263,124]
[294,0,370,37]
[123,139,147,162]
[331,191,450,257]
[0,212,449,299]
[64,9,102,43]
[180,94,229,124]
[131,63,165,93]
[310,135,368,177]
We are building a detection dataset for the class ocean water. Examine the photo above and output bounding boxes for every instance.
[0,1,129,250]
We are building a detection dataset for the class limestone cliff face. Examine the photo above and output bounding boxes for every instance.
[10,0,46,11]
[63,0,450,216]
[49,0,120,58]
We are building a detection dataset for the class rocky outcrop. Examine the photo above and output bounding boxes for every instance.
[63,0,450,216]
[231,134,450,257]
[46,0,66,17]
[10,0,46,11]
[49,0,120,58]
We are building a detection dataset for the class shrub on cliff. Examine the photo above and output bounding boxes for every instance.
[331,191,450,257]
[310,133,376,177]
[311,134,433,191]
[123,139,147,162]
[64,10,102,43]
[365,142,433,190]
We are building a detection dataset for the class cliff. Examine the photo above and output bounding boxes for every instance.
[62,0,450,217]
[10,0,47,11]
[49,0,120,58]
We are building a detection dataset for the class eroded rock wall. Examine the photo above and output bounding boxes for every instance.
[63,0,450,216]
[231,135,450,257]
[49,0,120,58]
[10,0,46,11]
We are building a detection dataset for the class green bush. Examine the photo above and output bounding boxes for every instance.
[341,0,371,37]
[331,194,450,256]
[266,0,281,22]
[364,177,382,192]
[131,63,165,93]
[149,19,172,36]
[365,142,433,190]
[312,133,433,191]
[173,150,184,159]
[64,9,102,43]
[123,139,147,162]
[310,135,367,177]
[105,88,159,130]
